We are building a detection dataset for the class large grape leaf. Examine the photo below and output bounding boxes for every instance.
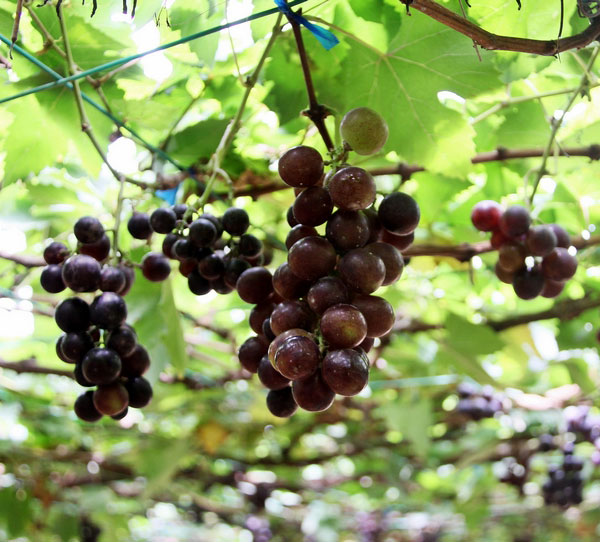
[313,1,503,175]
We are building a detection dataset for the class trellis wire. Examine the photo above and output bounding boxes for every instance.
[0,35,187,170]
[0,0,308,105]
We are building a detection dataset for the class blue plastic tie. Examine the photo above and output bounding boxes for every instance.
[274,0,339,50]
[156,186,179,205]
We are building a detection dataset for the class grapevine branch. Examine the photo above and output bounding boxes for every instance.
[285,10,335,152]
[399,0,600,56]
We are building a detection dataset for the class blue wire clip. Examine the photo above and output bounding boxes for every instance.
[274,0,339,50]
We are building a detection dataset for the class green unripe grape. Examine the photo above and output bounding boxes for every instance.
[340,107,388,155]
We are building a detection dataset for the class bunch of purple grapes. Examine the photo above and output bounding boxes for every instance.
[456,382,504,420]
[542,443,584,507]
[127,204,267,295]
[41,217,152,422]
[237,144,419,417]
[471,201,577,299]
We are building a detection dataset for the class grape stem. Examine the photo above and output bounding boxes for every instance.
[285,9,335,153]
[58,6,127,261]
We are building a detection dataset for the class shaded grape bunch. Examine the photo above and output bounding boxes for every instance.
[41,217,152,422]
[498,457,529,493]
[455,382,504,420]
[542,446,584,507]
[471,200,577,300]
[58,293,153,422]
[240,136,419,417]
[128,205,268,298]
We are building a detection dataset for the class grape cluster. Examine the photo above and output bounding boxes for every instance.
[542,444,584,507]
[456,382,504,420]
[128,204,267,296]
[471,201,577,299]
[245,516,272,542]
[238,109,420,417]
[41,217,152,422]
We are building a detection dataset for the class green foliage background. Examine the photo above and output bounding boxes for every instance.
[0,0,600,540]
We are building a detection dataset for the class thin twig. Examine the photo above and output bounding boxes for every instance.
[529,47,600,203]
[195,13,284,210]
[10,0,24,57]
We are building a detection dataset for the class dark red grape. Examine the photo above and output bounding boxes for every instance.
[222,207,249,236]
[471,200,503,232]
[120,344,150,378]
[43,242,69,264]
[125,377,153,408]
[238,336,268,373]
[90,292,127,330]
[378,192,420,235]
[74,362,94,387]
[338,248,385,294]
[198,253,225,280]
[262,318,276,341]
[526,225,557,257]
[61,254,102,292]
[93,382,129,416]
[41,265,66,293]
[278,146,324,188]
[106,325,138,358]
[328,167,376,211]
[498,243,526,272]
[172,239,196,261]
[287,206,299,227]
[320,303,367,348]
[490,230,509,249]
[350,294,395,337]
[56,335,73,363]
[357,336,374,353]
[61,331,94,363]
[274,335,320,380]
[142,252,171,282]
[267,328,312,366]
[249,302,275,335]
[288,236,337,281]
[74,390,103,422]
[549,224,571,248]
[266,386,297,417]
[162,233,180,259]
[199,213,223,236]
[270,300,313,336]
[292,370,335,412]
[111,407,129,420]
[380,229,414,251]
[117,264,135,296]
[82,347,122,385]
[172,204,190,220]
[499,205,531,238]
[292,186,333,226]
[366,242,404,285]
[541,247,578,280]
[223,258,251,289]
[306,276,349,315]
[272,263,311,301]
[127,213,153,240]
[325,210,370,252]
[321,348,369,396]
[74,216,104,245]
[100,266,126,293]
[285,224,319,250]
[210,276,234,295]
[236,267,274,304]
[258,355,290,390]
[189,218,217,247]
[495,261,515,284]
[540,279,565,298]
[238,234,263,258]
[79,234,111,262]
[150,208,177,234]
[55,297,91,333]
[512,266,544,300]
